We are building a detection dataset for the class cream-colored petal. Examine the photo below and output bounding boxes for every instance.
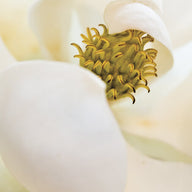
[0,38,15,71]
[117,0,163,14]
[0,158,27,192]
[104,1,173,76]
[75,0,111,30]
[75,0,162,31]
[0,61,127,192]
[0,0,41,60]
[29,0,75,62]
[125,144,192,192]
[111,41,192,162]
[0,37,27,192]
[163,0,192,48]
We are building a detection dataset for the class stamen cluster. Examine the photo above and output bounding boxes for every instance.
[72,24,158,103]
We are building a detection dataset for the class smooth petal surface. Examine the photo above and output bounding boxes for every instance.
[0,38,15,71]
[111,41,192,162]
[117,0,163,14]
[0,0,41,60]
[0,61,127,192]
[125,144,192,192]
[163,0,192,48]
[29,0,75,62]
[75,0,112,30]
[0,39,27,191]
[75,0,162,31]
[0,158,27,192]
[104,1,173,76]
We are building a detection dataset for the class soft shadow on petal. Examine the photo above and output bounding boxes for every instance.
[125,144,192,192]
[75,0,163,31]
[104,1,173,77]
[111,41,192,162]
[0,158,28,192]
[75,0,112,30]
[0,38,15,71]
[29,0,75,62]
[163,0,192,48]
[0,38,28,191]
[0,61,127,192]
[0,0,41,60]
[117,0,163,14]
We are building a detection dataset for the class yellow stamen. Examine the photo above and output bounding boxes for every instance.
[72,24,158,103]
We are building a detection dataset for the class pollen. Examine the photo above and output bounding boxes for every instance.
[71,24,158,103]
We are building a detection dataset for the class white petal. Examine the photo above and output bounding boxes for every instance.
[163,0,192,48]
[75,0,162,30]
[110,41,192,162]
[116,0,163,14]
[104,1,173,76]
[126,144,192,192]
[0,158,27,192]
[75,0,112,29]
[0,38,15,71]
[0,61,127,192]
[0,0,41,60]
[29,0,75,61]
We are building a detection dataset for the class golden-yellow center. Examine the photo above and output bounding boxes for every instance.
[72,24,158,103]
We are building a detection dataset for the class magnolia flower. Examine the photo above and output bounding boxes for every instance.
[0,0,192,192]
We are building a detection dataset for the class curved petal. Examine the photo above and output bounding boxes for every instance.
[75,0,163,31]
[111,41,192,162]
[0,37,15,71]
[104,1,173,77]
[163,0,192,48]
[0,61,127,192]
[118,0,163,14]
[0,158,27,192]
[29,0,75,62]
[0,38,26,191]
[0,0,41,60]
[125,144,192,192]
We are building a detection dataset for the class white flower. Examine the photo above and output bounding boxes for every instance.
[0,0,191,192]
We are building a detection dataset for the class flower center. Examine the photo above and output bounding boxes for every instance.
[72,24,157,103]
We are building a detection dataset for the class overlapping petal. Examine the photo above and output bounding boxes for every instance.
[125,144,192,192]
[0,0,191,191]
[104,0,173,77]
[0,60,127,192]
[111,41,192,162]
[0,0,41,60]
[29,0,75,62]
[0,158,27,192]
[75,0,112,30]
[75,0,163,30]
[0,37,28,192]
[0,38,15,71]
